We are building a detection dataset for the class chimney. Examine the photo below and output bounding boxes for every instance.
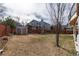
[41,19,43,22]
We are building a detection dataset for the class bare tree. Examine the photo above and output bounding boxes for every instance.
[46,3,76,47]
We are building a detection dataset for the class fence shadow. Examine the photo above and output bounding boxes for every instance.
[59,46,77,55]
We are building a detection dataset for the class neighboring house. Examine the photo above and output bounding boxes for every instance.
[15,21,28,35]
[27,19,51,33]
[51,24,73,34]
[62,25,73,34]
[39,20,51,31]
[27,20,41,33]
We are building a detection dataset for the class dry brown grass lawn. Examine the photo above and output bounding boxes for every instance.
[1,34,77,56]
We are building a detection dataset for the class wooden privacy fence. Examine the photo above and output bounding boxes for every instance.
[0,24,10,54]
[0,24,11,37]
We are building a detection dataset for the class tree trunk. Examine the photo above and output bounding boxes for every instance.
[56,32,60,47]
[56,22,60,47]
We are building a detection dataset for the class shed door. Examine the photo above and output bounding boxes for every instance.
[17,28,21,34]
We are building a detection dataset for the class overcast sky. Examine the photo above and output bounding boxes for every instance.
[1,3,76,25]
[3,3,51,24]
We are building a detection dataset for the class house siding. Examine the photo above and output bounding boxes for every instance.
[27,20,51,33]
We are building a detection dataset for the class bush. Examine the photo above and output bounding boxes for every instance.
[2,16,16,29]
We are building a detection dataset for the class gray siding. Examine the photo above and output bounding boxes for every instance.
[28,20,51,31]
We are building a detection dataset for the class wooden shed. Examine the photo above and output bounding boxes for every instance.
[16,26,28,35]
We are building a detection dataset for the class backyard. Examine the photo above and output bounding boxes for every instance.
[0,34,77,56]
